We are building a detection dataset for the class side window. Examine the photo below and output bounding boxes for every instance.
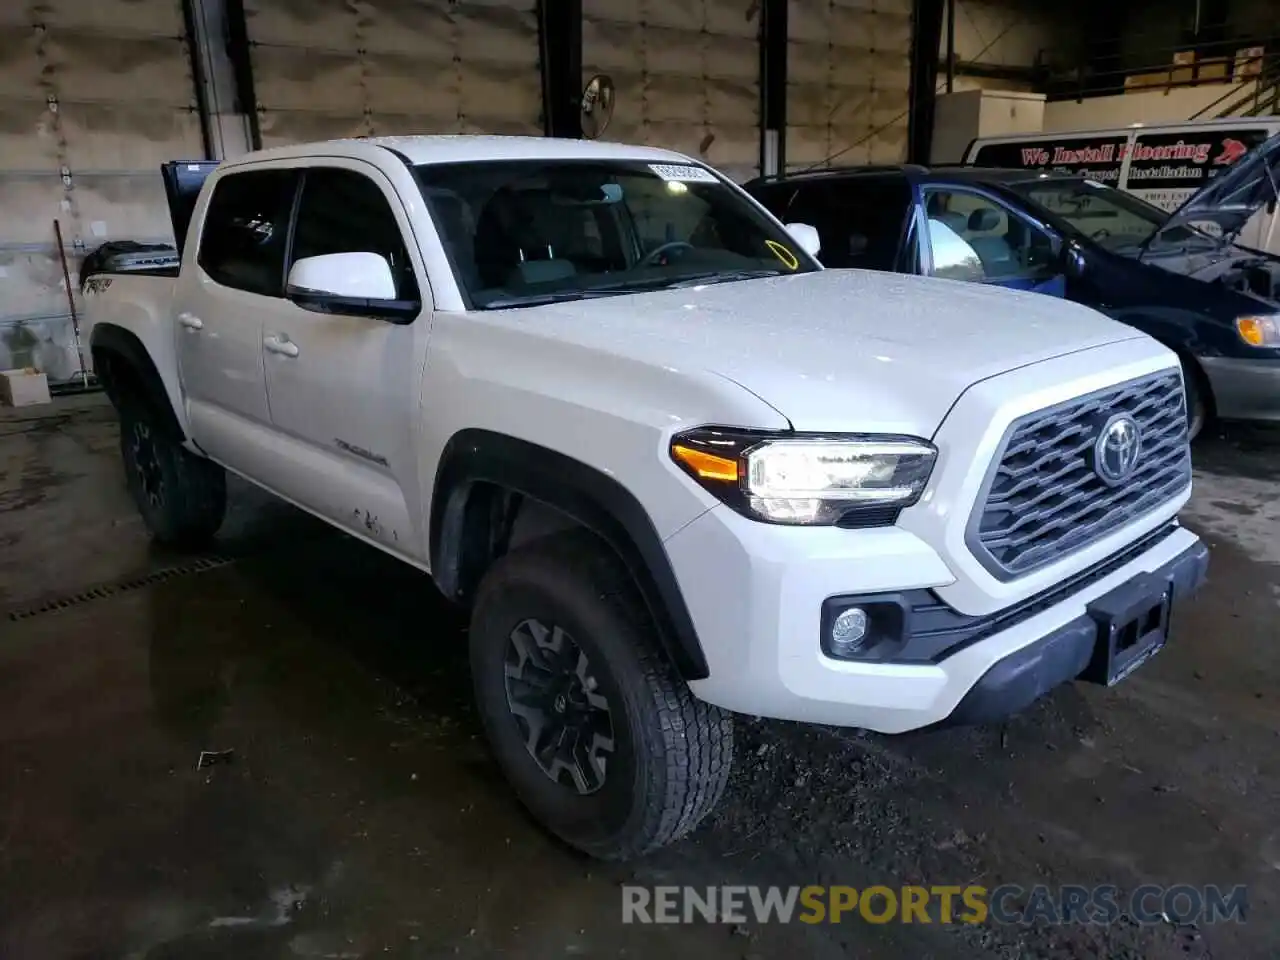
[923,189,1056,282]
[746,184,797,221]
[197,169,298,296]
[783,180,911,271]
[290,168,419,300]
[782,185,850,267]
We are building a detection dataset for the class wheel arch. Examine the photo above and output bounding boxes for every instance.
[90,323,185,440]
[429,429,710,681]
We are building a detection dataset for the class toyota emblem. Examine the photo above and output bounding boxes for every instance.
[1093,414,1142,484]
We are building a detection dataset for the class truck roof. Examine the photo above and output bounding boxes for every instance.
[222,135,699,169]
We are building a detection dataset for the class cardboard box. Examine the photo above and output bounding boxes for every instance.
[1197,58,1230,82]
[1170,66,1195,84]
[1125,70,1170,91]
[0,368,51,407]
[1172,50,1197,66]
[1236,46,1265,77]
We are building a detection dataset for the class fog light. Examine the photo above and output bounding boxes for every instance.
[830,607,869,657]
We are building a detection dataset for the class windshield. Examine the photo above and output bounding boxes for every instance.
[1008,178,1215,254]
[414,159,819,308]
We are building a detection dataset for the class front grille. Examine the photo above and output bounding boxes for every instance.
[969,370,1191,580]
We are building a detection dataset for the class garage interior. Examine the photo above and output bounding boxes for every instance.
[2,1,1280,958]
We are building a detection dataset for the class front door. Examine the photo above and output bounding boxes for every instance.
[920,187,1066,298]
[260,162,429,558]
[175,167,299,464]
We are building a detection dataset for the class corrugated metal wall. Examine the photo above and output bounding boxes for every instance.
[787,0,914,169]
[0,0,201,380]
[582,0,761,181]
[245,0,543,145]
[0,0,926,380]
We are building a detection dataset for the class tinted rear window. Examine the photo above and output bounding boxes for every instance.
[772,178,912,271]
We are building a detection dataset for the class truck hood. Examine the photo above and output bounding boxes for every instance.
[1147,131,1280,251]
[490,269,1145,435]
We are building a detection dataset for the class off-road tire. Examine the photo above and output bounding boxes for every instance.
[469,530,733,860]
[118,401,226,547]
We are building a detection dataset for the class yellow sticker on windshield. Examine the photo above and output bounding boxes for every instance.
[766,240,800,271]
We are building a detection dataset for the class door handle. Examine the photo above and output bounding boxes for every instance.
[264,335,299,358]
[178,312,203,330]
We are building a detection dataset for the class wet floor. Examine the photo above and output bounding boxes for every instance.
[1,394,1278,959]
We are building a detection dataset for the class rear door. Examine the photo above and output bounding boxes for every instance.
[161,161,220,256]
[176,167,299,464]
[1123,125,1277,250]
[967,133,1128,188]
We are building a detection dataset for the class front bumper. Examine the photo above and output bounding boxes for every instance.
[667,506,1206,734]
[1200,356,1280,422]
[944,533,1208,725]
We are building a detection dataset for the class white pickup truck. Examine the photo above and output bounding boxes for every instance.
[82,136,1208,860]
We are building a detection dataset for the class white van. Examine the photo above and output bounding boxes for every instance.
[965,117,1280,253]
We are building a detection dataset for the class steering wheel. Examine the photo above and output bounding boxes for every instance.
[1090,227,1111,241]
[641,240,694,267]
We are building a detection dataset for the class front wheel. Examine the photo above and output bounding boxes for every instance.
[119,403,227,547]
[469,531,733,860]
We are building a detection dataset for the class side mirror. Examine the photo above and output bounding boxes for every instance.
[286,252,420,322]
[1061,242,1086,278]
[784,222,821,257]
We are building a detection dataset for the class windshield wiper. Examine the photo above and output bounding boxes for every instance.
[480,289,631,309]
[479,269,787,308]
[659,269,786,289]
[595,269,786,295]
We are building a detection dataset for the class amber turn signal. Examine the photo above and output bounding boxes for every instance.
[671,444,739,483]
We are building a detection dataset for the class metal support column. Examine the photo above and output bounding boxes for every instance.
[222,0,262,151]
[538,0,584,138]
[759,0,787,176]
[945,0,956,93]
[907,0,946,164]
[186,0,255,158]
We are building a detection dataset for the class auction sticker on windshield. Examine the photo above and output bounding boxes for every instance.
[648,163,718,183]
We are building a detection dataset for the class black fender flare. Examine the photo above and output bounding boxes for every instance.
[89,323,185,440]
[429,429,710,681]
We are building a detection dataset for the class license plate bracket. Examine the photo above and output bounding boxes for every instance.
[1081,573,1172,686]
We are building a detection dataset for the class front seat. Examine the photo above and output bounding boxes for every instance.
[965,208,1016,277]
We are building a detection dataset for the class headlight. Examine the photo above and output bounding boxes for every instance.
[1235,315,1280,347]
[670,428,936,526]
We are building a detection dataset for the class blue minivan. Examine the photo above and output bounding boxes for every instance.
[744,135,1280,440]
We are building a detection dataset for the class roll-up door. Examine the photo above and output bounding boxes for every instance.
[787,0,913,171]
[245,0,543,147]
[0,0,201,380]
[582,0,761,181]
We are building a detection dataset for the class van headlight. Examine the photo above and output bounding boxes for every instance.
[1235,315,1280,347]
[669,428,936,526]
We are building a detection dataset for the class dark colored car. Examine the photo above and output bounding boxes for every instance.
[744,136,1280,439]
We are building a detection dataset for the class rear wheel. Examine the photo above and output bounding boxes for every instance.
[468,531,733,860]
[119,403,226,547]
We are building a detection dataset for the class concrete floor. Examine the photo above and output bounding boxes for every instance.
[1,393,1278,959]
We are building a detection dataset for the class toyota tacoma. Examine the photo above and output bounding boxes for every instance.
[81,136,1208,860]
